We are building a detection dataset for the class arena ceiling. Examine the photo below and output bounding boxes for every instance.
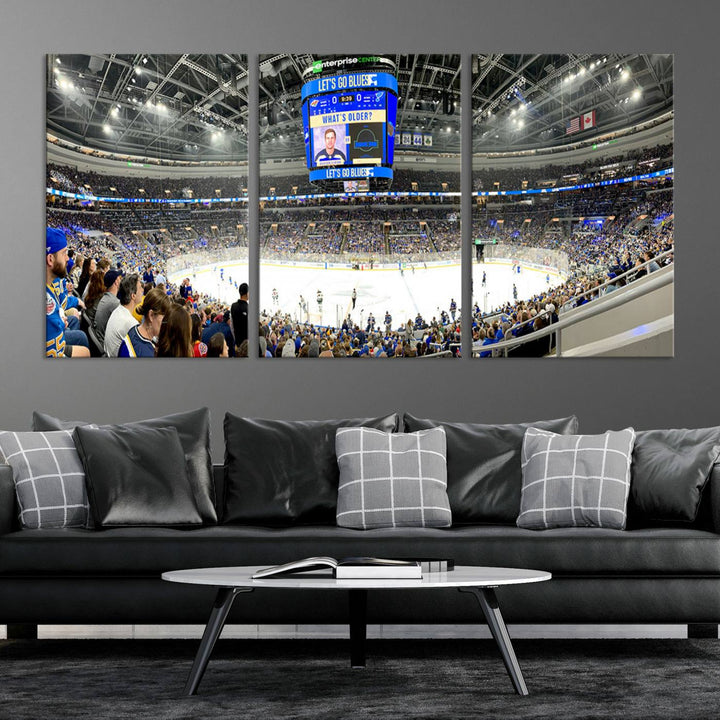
[472,54,673,152]
[46,53,672,164]
[47,54,249,163]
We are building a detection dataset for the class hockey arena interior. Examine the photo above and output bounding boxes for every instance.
[45,53,673,359]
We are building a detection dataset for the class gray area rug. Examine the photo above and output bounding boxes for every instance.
[1,638,718,719]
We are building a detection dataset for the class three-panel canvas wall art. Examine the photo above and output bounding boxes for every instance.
[46,54,673,359]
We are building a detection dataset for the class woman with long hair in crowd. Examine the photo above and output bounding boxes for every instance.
[81,270,107,329]
[156,305,193,358]
[118,287,171,358]
[76,257,96,298]
[190,314,207,357]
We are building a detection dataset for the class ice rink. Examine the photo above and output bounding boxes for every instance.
[168,258,565,328]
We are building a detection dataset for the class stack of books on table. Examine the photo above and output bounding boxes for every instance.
[252,557,454,580]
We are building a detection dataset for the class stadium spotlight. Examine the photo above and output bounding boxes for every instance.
[103,124,111,134]
[135,67,142,75]
[518,119,525,128]
[55,57,61,65]
[632,88,641,100]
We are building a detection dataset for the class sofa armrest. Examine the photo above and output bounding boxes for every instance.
[0,464,17,535]
[711,463,720,534]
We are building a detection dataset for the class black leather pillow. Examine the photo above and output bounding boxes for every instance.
[73,424,203,528]
[711,464,720,533]
[223,413,399,525]
[402,413,579,524]
[629,428,720,523]
[33,408,216,524]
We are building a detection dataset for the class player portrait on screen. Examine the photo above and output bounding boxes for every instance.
[314,126,346,164]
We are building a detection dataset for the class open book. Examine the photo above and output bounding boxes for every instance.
[252,556,422,580]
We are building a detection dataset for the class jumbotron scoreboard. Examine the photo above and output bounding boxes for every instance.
[301,56,398,188]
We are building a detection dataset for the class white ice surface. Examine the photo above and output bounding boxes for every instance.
[168,258,564,328]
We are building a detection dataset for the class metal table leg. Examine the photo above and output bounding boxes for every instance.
[184,587,253,696]
[459,586,529,696]
[348,588,368,668]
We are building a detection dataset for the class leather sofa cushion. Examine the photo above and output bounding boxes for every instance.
[73,425,203,528]
[630,427,720,524]
[32,408,216,524]
[712,463,720,533]
[403,414,578,524]
[1,525,718,576]
[223,413,399,525]
[0,465,17,535]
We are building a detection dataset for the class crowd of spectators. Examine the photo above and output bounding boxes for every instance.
[49,142,671,207]
[48,163,248,199]
[472,209,674,358]
[49,231,248,359]
[46,144,673,359]
[473,143,673,192]
[387,234,434,255]
[258,308,461,359]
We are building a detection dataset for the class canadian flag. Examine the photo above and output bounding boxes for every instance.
[581,110,596,130]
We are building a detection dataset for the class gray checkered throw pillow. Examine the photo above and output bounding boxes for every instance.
[336,427,452,529]
[517,427,636,530]
[0,430,90,529]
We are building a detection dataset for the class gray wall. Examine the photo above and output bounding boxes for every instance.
[1,0,715,461]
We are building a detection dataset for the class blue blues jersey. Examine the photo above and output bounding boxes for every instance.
[118,325,155,358]
[46,283,66,357]
[52,278,79,312]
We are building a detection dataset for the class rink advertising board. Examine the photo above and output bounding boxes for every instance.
[301,71,398,183]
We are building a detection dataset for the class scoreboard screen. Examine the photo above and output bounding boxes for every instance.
[301,71,398,184]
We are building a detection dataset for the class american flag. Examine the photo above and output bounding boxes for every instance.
[566,116,580,134]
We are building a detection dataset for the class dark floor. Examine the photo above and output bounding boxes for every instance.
[1,637,719,719]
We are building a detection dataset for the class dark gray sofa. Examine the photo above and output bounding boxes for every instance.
[2,462,720,636]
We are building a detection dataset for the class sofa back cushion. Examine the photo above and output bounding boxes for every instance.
[73,424,203,528]
[223,413,399,525]
[402,414,578,524]
[629,427,720,524]
[0,430,90,529]
[32,408,216,524]
[711,463,720,533]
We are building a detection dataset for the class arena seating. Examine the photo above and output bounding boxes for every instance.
[45,142,674,358]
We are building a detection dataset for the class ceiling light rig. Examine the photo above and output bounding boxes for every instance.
[476,75,527,125]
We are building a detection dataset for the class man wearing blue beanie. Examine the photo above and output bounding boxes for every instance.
[46,227,90,358]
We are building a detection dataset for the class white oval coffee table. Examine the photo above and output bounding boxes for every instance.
[163,565,551,697]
